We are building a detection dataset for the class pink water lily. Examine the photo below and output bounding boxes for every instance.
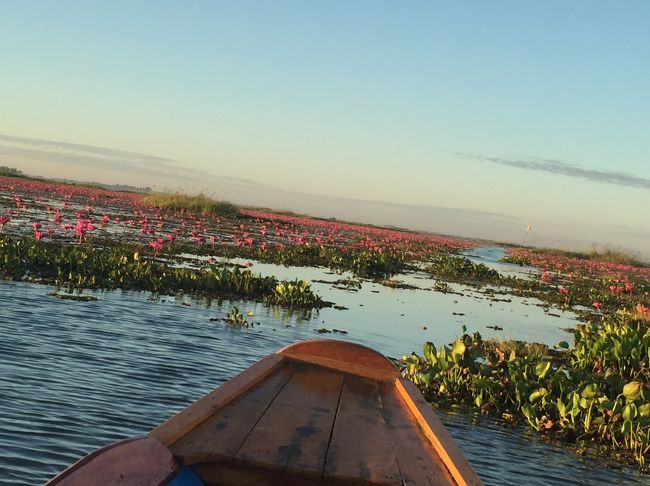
[148,238,165,254]
[0,214,10,231]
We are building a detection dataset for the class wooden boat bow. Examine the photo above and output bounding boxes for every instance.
[45,339,483,486]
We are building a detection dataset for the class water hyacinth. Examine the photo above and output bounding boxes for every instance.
[402,310,650,468]
[0,235,329,309]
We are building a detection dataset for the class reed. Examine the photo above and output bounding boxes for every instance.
[142,192,237,216]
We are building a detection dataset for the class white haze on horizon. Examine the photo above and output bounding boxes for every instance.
[4,146,650,262]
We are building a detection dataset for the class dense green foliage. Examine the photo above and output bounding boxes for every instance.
[184,242,407,279]
[0,236,328,308]
[402,311,650,467]
[142,192,237,216]
[426,254,501,284]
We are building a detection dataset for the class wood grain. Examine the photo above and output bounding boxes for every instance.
[170,364,295,463]
[150,354,284,447]
[44,436,176,486]
[380,382,456,486]
[194,463,340,486]
[278,340,399,380]
[395,379,483,486]
[324,375,402,485]
[236,368,344,478]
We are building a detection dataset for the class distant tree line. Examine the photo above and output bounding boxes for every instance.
[0,166,27,178]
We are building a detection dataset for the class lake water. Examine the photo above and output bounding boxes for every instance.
[0,252,645,485]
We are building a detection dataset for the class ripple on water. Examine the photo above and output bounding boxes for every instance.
[0,279,644,485]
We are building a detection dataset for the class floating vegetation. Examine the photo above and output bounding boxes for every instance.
[264,280,325,307]
[380,279,420,290]
[426,254,502,284]
[224,306,249,327]
[402,309,650,468]
[0,236,329,309]
[47,291,98,302]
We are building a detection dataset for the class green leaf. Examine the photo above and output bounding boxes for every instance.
[556,341,570,349]
[621,420,633,434]
[420,372,433,387]
[522,403,536,421]
[623,381,643,401]
[529,387,549,403]
[592,416,605,426]
[423,342,437,365]
[535,361,551,380]
[557,398,567,417]
[639,403,650,417]
[451,339,466,358]
[581,384,599,399]
[623,403,638,421]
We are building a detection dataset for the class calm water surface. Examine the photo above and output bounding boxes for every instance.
[0,254,645,485]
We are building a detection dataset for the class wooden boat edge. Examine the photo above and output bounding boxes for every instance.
[44,436,177,486]
[278,339,400,381]
[149,353,285,447]
[395,378,483,486]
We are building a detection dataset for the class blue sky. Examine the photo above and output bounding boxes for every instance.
[1,2,649,255]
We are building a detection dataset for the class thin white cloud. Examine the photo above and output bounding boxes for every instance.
[0,133,261,186]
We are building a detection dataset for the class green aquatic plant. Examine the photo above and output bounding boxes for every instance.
[401,312,650,468]
[265,280,325,307]
[142,192,237,216]
[0,235,329,308]
[225,306,249,327]
[426,254,501,283]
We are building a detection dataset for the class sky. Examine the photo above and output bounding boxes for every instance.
[1,1,649,257]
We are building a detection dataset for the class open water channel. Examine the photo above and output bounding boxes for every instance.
[0,248,646,485]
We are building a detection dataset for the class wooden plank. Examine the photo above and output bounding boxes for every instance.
[150,354,285,447]
[278,340,399,380]
[45,437,177,486]
[282,354,398,381]
[170,364,295,463]
[194,463,340,486]
[395,379,483,486]
[380,383,456,486]
[323,375,402,485]
[236,368,344,478]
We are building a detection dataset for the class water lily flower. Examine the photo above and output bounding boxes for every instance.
[148,239,165,254]
[636,304,649,316]
[0,214,11,231]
